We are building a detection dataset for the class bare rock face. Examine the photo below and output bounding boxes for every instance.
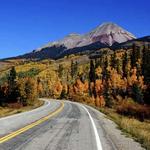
[78,23,136,46]
[36,33,82,52]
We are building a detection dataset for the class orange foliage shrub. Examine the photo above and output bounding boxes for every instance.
[99,95,105,107]
[53,81,63,98]
[84,81,89,93]
[95,79,103,96]
[7,103,23,108]
[128,67,137,86]
[73,79,84,94]
[95,95,105,107]
[89,96,95,106]
[37,82,43,97]
[117,100,150,121]
[109,68,127,90]
[73,79,88,94]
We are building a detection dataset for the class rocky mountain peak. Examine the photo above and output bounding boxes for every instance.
[86,22,136,46]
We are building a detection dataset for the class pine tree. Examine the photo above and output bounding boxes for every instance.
[71,61,78,79]
[89,60,96,82]
[8,67,16,91]
[95,58,102,68]
[131,44,136,68]
[8,67,18,101]
[131,44,142,74]
[116,59,122,75]
[142,46,146,76]
[60,87,67,99]
[136,47,142,78]
[89,60,96,97]
[111,52,117,69]
[123,52,129,78]
[101,57,112,107]
[58,64,64,78]
[132,83,143,104]
[102,58,110,80]
[142,46,150,83]
[103,82,112,107]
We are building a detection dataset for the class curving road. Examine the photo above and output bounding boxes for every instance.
[0,99,144,150]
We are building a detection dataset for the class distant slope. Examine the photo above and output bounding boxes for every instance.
[112,36,150,49]
[18,45,67,60]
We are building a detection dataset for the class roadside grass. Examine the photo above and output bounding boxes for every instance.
[99,107,150,150]
[0,100,44,118]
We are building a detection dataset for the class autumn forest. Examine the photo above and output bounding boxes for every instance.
[0,43,149,120]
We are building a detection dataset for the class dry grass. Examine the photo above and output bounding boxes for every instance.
[0,100,44,118]
[15,62,47,72]
[100,108,150,150]
[120,118,150,149]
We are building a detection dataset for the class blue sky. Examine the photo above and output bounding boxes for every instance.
[0,0,149,59]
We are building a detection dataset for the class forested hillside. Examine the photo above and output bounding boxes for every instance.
[0,43,150,117]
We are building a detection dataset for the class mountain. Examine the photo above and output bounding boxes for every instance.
[84,22,136,46]
[37,22,136,49]
[16,22,136,60]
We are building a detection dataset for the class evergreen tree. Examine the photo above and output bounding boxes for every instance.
[89,60,96,82]
[136,47,142,78]
[95,58,102,68]
[8,67,16,91]
[131,44,137,68]
[71,61,78,79]
[60,88,67,99]
[8,67,18,101]
[103,82,112,107]
[0,85,7,105]
[102,57,110,80]
[131,44,142,74]
[89,60,96,97]
[123,52,129,78]
[144,85,150,104]
[111,52,117,69]
[132,83,144,104]
[102,57,112,107]
[116,59,122,75]
[58,64,64,78]
[142,46,146,76]
[142,47,150,83]
[136,63,141,79]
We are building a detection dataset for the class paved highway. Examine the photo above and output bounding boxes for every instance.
[0,99,144,150]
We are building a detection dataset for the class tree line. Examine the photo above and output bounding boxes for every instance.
[0,67,38,106]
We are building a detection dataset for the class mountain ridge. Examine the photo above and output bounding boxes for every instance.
[10,22,147,60]
[35,22,136,51]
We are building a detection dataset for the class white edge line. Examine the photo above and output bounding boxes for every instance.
[81,105,103,150]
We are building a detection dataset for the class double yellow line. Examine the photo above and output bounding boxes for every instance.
[0,101,64,144]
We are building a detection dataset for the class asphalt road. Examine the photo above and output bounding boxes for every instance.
[0,99,144,150]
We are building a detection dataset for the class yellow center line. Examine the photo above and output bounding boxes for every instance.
[0,101,64,144]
